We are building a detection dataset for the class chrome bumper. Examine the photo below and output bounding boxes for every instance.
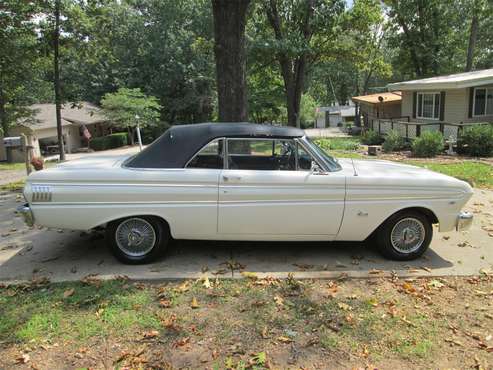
[456,211,473,231]
[17,203,34,227]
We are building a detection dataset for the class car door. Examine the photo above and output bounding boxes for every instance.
[218,138,345,238]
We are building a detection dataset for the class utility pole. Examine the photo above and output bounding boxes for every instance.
[54,0,65,161]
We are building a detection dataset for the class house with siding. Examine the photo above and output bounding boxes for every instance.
[0,102,110,163]
[364,68,493,140]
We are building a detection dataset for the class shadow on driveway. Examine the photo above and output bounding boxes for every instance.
[1,190,491,283]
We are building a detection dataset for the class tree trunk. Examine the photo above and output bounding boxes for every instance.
[265,0,314,127]
[53,0,65,161]
[0,89,8,136]
[465,11,479,71]
[212,0,250,122]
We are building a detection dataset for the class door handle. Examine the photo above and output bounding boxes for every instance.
[223,175,242,182]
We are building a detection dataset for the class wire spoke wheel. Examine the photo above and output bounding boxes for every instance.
[390,217,426,254]
[115,217,156,257]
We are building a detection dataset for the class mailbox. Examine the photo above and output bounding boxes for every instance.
[3,136,22,147]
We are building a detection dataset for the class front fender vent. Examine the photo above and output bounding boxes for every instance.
[32,185,52,202]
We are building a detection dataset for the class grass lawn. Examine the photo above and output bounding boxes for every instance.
[408,161,493,188]
[0,162,27,171]
[0,180,25,192]
[314,137,493,189]
[0,276,491,369]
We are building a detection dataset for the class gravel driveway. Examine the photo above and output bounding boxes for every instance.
[0,189,492,283]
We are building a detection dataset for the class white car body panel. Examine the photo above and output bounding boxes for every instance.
[218,168,347,237]
[23,151,473,242]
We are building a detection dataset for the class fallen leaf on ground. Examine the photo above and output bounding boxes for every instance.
[402,282,416,293]
[15,354,30,364]
[173,337,190,348]
[202,276,211,289]
[274,295,284,307]
[277,336,293,343]
[142,330,159,339]
[63,288,74,298]
[191,297,199,309]
[159,299,171,308]
[337,302,352,311]
[428,280,445,289]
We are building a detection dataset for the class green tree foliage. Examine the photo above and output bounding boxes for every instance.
[250,0,345,127]
[2,0,493,136]
[0,1,52,135]
[100,88,161,143]
[384,0,465,78]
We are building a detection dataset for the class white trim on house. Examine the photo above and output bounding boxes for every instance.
[472,86,493,117]
[416,91,441,121]
[388,68,493,91]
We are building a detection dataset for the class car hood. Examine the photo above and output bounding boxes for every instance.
[337,158,473,193]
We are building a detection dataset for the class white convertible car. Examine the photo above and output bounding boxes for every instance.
[19,123,473,264]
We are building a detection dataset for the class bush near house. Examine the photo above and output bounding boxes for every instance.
[457,124,493,157]
[411,131,444,157]
[315,137,360,151]
[360,129,383,145]
[382,130,406,152]
[90,132,129,151]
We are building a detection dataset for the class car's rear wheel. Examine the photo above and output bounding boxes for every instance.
[376,211,432,260]
[107,216,169,264]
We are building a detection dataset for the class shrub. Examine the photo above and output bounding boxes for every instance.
[360,129,383,145]
[90,132,128,151]
[315,138,360,151]
[382,130,406,152]
[411,131,444,157]
[457,124,493,157]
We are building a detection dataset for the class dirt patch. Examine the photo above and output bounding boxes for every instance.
[0,275,492,369]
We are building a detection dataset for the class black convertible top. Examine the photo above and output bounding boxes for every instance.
[125,122,305,168]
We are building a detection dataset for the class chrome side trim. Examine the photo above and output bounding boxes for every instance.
[456,211,473,231]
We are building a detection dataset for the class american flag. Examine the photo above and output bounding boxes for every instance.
[81,125,92,141]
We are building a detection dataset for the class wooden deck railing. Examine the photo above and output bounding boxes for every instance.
[369,118,491,141]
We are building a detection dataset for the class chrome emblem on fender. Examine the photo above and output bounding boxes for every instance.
[32,185,52,202]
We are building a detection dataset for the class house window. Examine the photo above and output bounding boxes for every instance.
[416,92,441,120]
[473,87,493,116]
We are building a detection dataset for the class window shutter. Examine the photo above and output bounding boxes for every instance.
[468,87,474,118]
[412,92,417,118]
[439,91,445,121]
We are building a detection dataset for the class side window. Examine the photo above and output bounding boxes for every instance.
[297,143,314,171]
[186,139,224,169]
[227,139,296,171]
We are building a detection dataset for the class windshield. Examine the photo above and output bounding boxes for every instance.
[303,136,341,172]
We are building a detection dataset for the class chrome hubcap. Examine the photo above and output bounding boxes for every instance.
[115,218,156,257]
[390,217,425,254]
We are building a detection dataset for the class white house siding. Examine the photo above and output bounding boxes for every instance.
[444,88,468,123]
[401,91,414,120]
[402,86,493,124]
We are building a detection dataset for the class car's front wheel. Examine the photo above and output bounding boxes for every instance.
[106,216,169,264]
[376,211,432,260]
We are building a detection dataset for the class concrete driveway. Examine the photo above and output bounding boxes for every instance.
[0,189,492,283]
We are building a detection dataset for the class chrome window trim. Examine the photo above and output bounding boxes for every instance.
[297,136,337,172]
[184,137,226,169]
[225,137,323,172]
